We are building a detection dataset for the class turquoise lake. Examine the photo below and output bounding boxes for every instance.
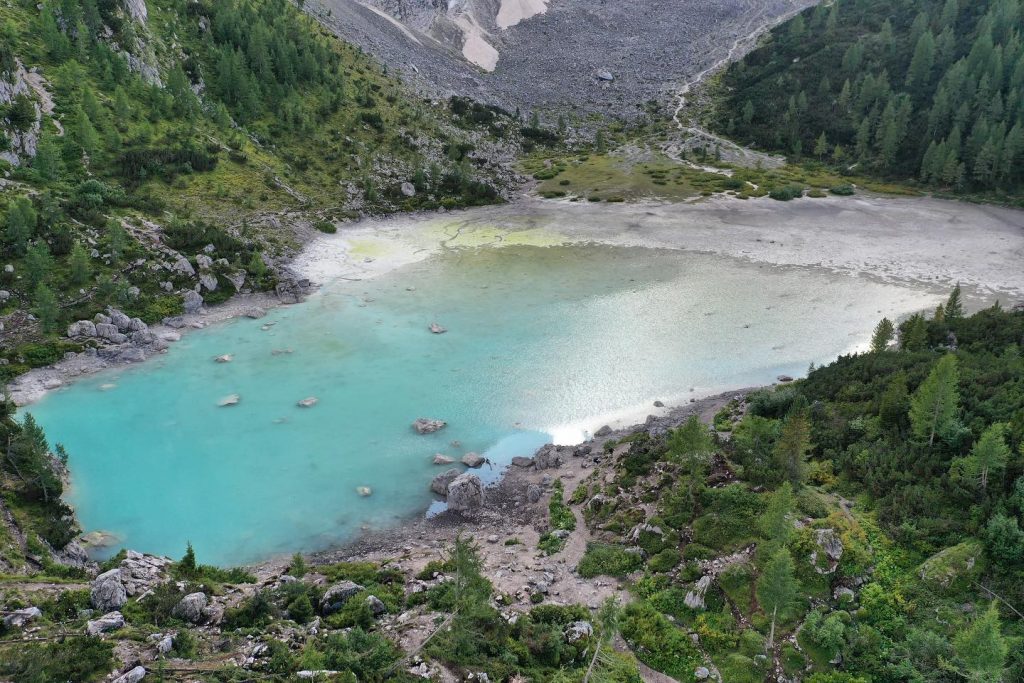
[29,244,941,565]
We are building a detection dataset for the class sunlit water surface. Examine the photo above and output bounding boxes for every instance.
[30,245,939,564]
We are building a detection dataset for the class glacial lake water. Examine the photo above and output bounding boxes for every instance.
[30,243,942,565]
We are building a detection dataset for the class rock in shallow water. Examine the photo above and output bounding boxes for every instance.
[429,322,447,334]
[297,397,319,407]
[218,394,240,407]
[412,418,446,434]
[461,452,485,468]
[431,468,461,496]
[447,473,483,516]
[432,454,455,465]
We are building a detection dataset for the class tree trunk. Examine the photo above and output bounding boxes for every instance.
[768,605,777,650]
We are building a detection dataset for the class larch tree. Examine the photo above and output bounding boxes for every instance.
[774,409,811,487]
[870,317,895,352]
[909,354,960,446]
[758,481,795,545]
[950,602,1007,682]
[757,547,800,650]
[952,423,1011,494]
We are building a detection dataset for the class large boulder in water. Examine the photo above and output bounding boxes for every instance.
[447,473,484,516]
[90,568,127,612]
[431,468,461,496]
[413,418,447,434]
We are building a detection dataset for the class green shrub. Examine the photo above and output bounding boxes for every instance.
[768,184,805,201]
[829,184,855,196]
[314,220,337,234]
[648,548,681,572]
[577,543,644,578]
[0,638,114,682]
[620,602,702,678]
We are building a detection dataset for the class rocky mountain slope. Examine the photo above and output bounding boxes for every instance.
[305,0,817,119]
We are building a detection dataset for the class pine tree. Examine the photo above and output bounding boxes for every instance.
[953,423,1011,494]
[742,100,755,125]
[870,317,895,352]
[106,219,128,264]
[179,542,198,578]
[774,409,811,487]
[900,314,928,351]
[69,242,92,286]
[24,242,53,289]
[32,133,61,181]
[945,283,964,320]
[757,548,799,649]
[814,131,829,159]
[909,354,960,446]
[758,481,794,544]
[33,283,60,333]
[907,30,937,89]
[879,372,910,436]
[951,602,1007,681]
[4,196,37,255]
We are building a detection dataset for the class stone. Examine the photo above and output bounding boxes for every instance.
[128,317,148,332]
[86,610,125,636]
[108,309,132,330]
[172,257,195,276]
[461,452,485,468]
[320,581,364,615]
[833,587,856,602]
[130,331,157,345]
[594,425,612,437]
[182,290,203,314]
[429,322,447,334]
[199,273,218,291]
[654,400,665,407]
[201,602,225,625]
[447,473,484,516]
[157,634,174,654]
[534,444,564,469]
[215,354,233,363]
[810,528,844,574]
[243,306,266,319]
[0,289,9,300]
[432,454,455,465]
[218,394,241,407]
[356,486,372,497]
[297,397,319,407]
[68,320,97,337]
[195,254,213,270]
[3,606,42,629]
[684,575,712,610]
[366,595,386,615]
[511,456,533,467]
[527,484,543,503]
[431,468,461,496]
[564,620,593,643]
[113,665,147,683]
[91,568,128,612]
[412,418,447,434]
[172,592,209,624]
[596,70,614,81]
[694,667,710,680]
[487,534,499,543]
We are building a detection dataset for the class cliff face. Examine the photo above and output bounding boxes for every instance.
[306,0,817,118]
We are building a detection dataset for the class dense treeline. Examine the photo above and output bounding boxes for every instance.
[714,0,1024,196]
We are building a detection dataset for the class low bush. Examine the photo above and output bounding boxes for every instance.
[577,543,644,578]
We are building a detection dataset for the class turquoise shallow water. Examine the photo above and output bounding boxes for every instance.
[29,244,938,565]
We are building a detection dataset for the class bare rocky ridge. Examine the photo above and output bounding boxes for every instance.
[306,0,817,118]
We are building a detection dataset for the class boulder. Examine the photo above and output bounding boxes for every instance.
[596,70,614,81]
[86,611,125,636]
[108,309,132,330]
[412,418,447,434]
[201,602,225,625]
[68,320,97,338]
[461,452,485,468]
[297,397,319,407]
[91,568,128,612]
[214,354,233,363]
[113,666,147,683]
[172,257,195,276]
[810,528,844,574]
[527,484,543,503]
[694,667,710,680]
[320,581,364,615]
[594,425,612,437]
[356,486,372,497]
[171,592,209,624]
[218,393,240,407]
[95,322,126,342]
[3,606,42,629]
[182,290,203,314]
[226,271,246,291]
[128,317,148,332]
[431,468,461,496]
[118,551,173,595]
[195,254,213,270]
[429,322,447,334]
[534,444,564,470]
[918,540,985,590]
[130,331,157,345]
[684,575,711,610]
[564,620,593,643]
[511,456,533,467]
[243,306,266,319]
[447,473,484,516]
[199,273,218,292]
[400,182,416,197]
[432,454,455,465]
[366,595,387,616]
[157,634,174,654]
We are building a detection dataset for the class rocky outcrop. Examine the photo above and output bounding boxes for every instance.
[123,0,148,23]
[413,418,447,434]
[3,606,42,629]
[113,666,147,683]
[810,528,844,574]
[564,620,593,643]
[91,568,129,612]
[320,581,364,615]
[86,611,125,636]
[431,468,461,496]
[182,290,204,314]
[172,592,209,623]
[447,473,483,516]
[684,575,712,609]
